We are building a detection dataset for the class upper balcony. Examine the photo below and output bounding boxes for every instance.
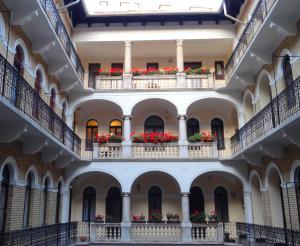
[4,0,85,92]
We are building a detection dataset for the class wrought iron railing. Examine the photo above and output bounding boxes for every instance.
[0,222,77,246]
[236,222,300,245]
[0,53,81,155]
[225,0,277,80]
[39,0,85,81]
[230,75,300,154]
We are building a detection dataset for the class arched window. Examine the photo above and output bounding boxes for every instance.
[189,186,204,216]
[148,186,162,220]
[42,178,49,225]
[282,55,296,107]
[14,45,24,76]
[56,182,62,224]
[110,120,122,136]
[86,119,98,150]
[211,118,225,150]
[0,166,10,232]
[295,167,300,226]
[187,118,199,138]
[23,172,33,227]
[144,116,164,133]
[214,187,229,222]
[34,70,42,95]
[50,88,56,109]
[82,187,96,222]
[62,101,66,122]
[106,187,122,223]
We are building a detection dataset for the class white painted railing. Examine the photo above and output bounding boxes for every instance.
[192,223,223,242]
[96,76,123,90]
[131,223,181,242]
[132,75,177,89]
[90,223,122,241]
[218,139,232,159]
[132,143,179,158]
[95,143,123,159]
[77,221,90,241]
[188,142,218,158]
[186,74,214,89]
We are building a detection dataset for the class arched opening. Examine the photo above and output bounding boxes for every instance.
[106,187,122,223]
[82,186,96,222]
[42,178,49,225]
[250,175,264,225]
[144,116,164,133]
[110,119,122,136]
[189,186,204,218]
[148,186,162,220]
[34,70,42,95]
[268,168,284,228]
[214,187,229,222]
[244,92,254,122]
[14,45,24,76]
[282,55,296,108]
[295,167,300,227]
[62,101,66,122]
[187,118,200,138]
[56,181,62,224]
[0,166,10,232]
[258,74,272,109]
[50,88,56,110]
[23,172,33,227]
[86,119,98,150]
[211,118,224,150]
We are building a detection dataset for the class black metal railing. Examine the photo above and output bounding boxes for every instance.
[225,0,277,80]
[39,0,85,82]
[0,53,81,155]
[0,222,77,246]
[236,222,300,245]
[231,75,300,154]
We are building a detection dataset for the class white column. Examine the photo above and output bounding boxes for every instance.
[178,115,188,158]
[121,192,131,241]
[176,39,184,73]
[243,190,254,224]
[122,115,132,158]
[181,192,192,242]
[65,115,73,129]
[238,112,246,128]
[61,191,71,223]
[123,41,133,89]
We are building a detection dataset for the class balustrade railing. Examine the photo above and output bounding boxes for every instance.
[0,222,77,246]
[96,76,123,90]
[39,0,85,81]
[0,53,81,155]
[192,223,222,242]
[81,141,122,160]
[225,0,277,80]
[90,223,121,241]
[132,143,179,158]
[231,75,300,154]
[188,140,231,159]
[132,75,177,89]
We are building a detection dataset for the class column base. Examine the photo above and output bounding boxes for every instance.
[123,74,133,89]
[181,222,192,242]
[176,73,186,88]
[121,222,131,241]
[179,141,189,158]
[122,141,132,158]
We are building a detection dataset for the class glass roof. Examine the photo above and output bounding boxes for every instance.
[82,0,223,16]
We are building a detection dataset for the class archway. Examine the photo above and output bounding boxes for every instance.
[82,186,96,222]
[243,91,254,122]
[86,119,98,150]
[295,167,300,229]
[14,45,25,76]
[189,186,204,217]
[257,72,272,110]
[187,118,200,138]
[144,115,164,133]
[106,187,122,223]
[250,173,264,225]
[0,165,10,232]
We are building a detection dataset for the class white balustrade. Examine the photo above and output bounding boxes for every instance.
[132,143,179,158]
[192,223,222,242]
[186,74,214,89]
[77,221,90,240]
[188,142,218,158]
[98,143,122,159]
[218,139,232,159]
[96,76,123,90]
[132,75,177,89]
[90,223,122,241]
[131,223,181,242]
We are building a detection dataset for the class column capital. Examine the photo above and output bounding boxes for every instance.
[177,114,187,120]
[181,192,190,197]
[124,41,132,47]
[243,190,252,196]
[176,39,183,46]
[122,115,132,120]
[122,192,131,197]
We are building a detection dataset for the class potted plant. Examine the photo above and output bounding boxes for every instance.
[94,214,104,223]
[108,134,123,143]
[79,236,88,242]
[190,210,206,223]
[98,68,110,76]
[166,213,180,223]
[132,214,146,223]
[131,132,178,144]
[148,210,163,223]
[163,67,178,74]
[207,210,220,223]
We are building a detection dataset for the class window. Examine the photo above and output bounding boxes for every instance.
[23,173,33,227]
[211,118,224,150]
[111,63,123,70]
[42,178,49,225]
[86,119,98,150]
[214,187,229,222]
[55,182,62,224]
[184,62,202,70]
[282,55,296,108]
[187,118,199,138]
[14,45,24,76]
[0,166,10,232]
[147,63,159,70]
[88,63,100,89]
[110,119,122,136]
[295,168,300,226]
[82,187,96,222]
[148,186,162,219]
[214,61,224,80]
[144,115,164,133]
[50,88,56,110]
[34,70,42,95]
[62,101,66,123]
[189,186,204,216]
[106,187,122,223]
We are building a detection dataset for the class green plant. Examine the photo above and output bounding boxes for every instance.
[190,210,206,223]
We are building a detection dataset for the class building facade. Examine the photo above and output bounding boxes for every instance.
[0,0,300,244]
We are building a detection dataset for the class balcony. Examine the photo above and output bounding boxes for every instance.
[0,52,81,162]
[224,0,300,90]
[4,0,85,91]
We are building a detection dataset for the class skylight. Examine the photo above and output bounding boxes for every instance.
[82,0,224,16]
